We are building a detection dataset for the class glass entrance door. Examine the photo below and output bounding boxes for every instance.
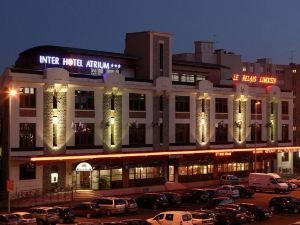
[168,165,175,182]
[99,169,111,189]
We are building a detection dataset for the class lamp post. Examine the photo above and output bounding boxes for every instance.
[7,89,16,213]
[254,101,260,173]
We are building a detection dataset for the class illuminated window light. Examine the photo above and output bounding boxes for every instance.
[53,116,59,124]
[51,173,58,183]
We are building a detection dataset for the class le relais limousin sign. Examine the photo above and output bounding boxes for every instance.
[39,55,121,70]
[232,74,277,85]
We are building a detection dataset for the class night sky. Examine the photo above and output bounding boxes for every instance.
[1,0,300,73]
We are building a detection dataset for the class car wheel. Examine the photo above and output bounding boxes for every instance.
[270,206,276,212]
[86,213,91,218]
[106,210,112,216]
[152,204,158,210]
[293,208,299,214]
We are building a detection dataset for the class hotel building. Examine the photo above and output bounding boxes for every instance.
[0,31,296,198]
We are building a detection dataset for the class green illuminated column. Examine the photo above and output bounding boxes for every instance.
[43,85,54,154]
[267,99,278,146]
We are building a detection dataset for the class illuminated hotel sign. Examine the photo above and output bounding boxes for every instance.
[232,74,277,85]
[39,55,121,70]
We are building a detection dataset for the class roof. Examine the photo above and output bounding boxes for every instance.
[173,59,230,69]
[19,45,137,60]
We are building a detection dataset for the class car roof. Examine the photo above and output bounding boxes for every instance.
[30,206,54,210]
[158,211,191,214]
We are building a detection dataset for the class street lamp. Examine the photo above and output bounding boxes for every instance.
[7,89,17,212]
[254,101,261,173]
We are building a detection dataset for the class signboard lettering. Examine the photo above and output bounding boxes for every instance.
[232,74,277,85]
[39,55,121,70]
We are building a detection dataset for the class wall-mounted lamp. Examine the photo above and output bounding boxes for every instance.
[53,116,59,124]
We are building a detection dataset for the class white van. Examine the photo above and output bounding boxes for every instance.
[248,173,289,193]
[147,211,193,225]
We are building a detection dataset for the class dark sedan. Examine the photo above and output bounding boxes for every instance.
[202,197,234,210]
[233,185,255,198]
[182,188,210,204]
[135,193,168,210]
[269,196,300,214]
[238,203,272,220]
[163,192,182,207]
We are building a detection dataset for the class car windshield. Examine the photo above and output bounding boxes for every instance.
[23,214,34,219]
[275,178,286,183]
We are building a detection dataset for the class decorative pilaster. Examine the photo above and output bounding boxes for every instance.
[162,93,170,149]
[152,94,160,150]
[56,85,67,152]
[196,96,210,149]
[103,89,122,152]
[267,99,278,146]
[43,85,54,154]
[233,98,246,147]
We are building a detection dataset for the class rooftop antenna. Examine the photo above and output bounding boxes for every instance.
[290,50,295,64]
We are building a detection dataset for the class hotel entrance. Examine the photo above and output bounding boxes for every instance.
[73,162,93,190]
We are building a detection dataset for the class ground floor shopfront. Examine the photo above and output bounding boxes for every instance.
[9,148,295,196]
[69,151,277,191]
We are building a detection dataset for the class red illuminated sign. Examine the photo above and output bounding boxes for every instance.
[232,74,277,85]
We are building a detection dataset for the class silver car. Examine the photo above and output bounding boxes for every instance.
[123,198,138,213]
[92,197,126,216]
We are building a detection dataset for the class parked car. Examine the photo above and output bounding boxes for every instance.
[202,197,234,210]
[12,212,36,225]
[286,181,298,191]
[233,185,255,198]
[29,207,60,225]
[52,207,75,224]
[288,177,300,187]
[289,221,300,225]
[181,188,210,204]
[92,197,126,216]
[121,219,151,225]
[147,211,193,225]
[73,202,101,218]
[237,203,272,220]
[269,196,300,214]
[249,173,289,193]
[216,185,239,198]
[122,198,138,213]
[216,204,255,223]
[213,208,247,225]
[220,174,240,185]
[190,211,215,225]
[0,214,20,225]
[163,192,182,207]
[135,193,168,210]
[203,188,218,199]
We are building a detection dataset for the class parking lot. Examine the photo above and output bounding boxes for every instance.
[68,189,300,225]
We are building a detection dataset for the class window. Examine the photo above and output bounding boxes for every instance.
[75,90,94,110]
[111,94,115,110]
[129,124,145,145]
[75,123,94,146]
[129,93,146,111]
[282,101,289,114]
[282,152,289,162]
[251,124,262,142]
[53,91,57,109]
[172,73,179,81]
[111,169,122,181]
[215,98,228,113]
[195,75,206,81]
[251,100,262,114]
[19,87,36,108]
[175,124,190,144]
[242,66,246,72]
[19,123,36,148]
[215,123,228,143]
[282,124,289,142]
[175,96,190,112]
[165,214,174,221]
[217,162,249,173]
[159,43,164,70]
[178,164,213,175]
[129,166,163,179]
[292,69,297,74]
[19,163,36,180]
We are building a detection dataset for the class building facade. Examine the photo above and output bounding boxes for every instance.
[0,31,296,198]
